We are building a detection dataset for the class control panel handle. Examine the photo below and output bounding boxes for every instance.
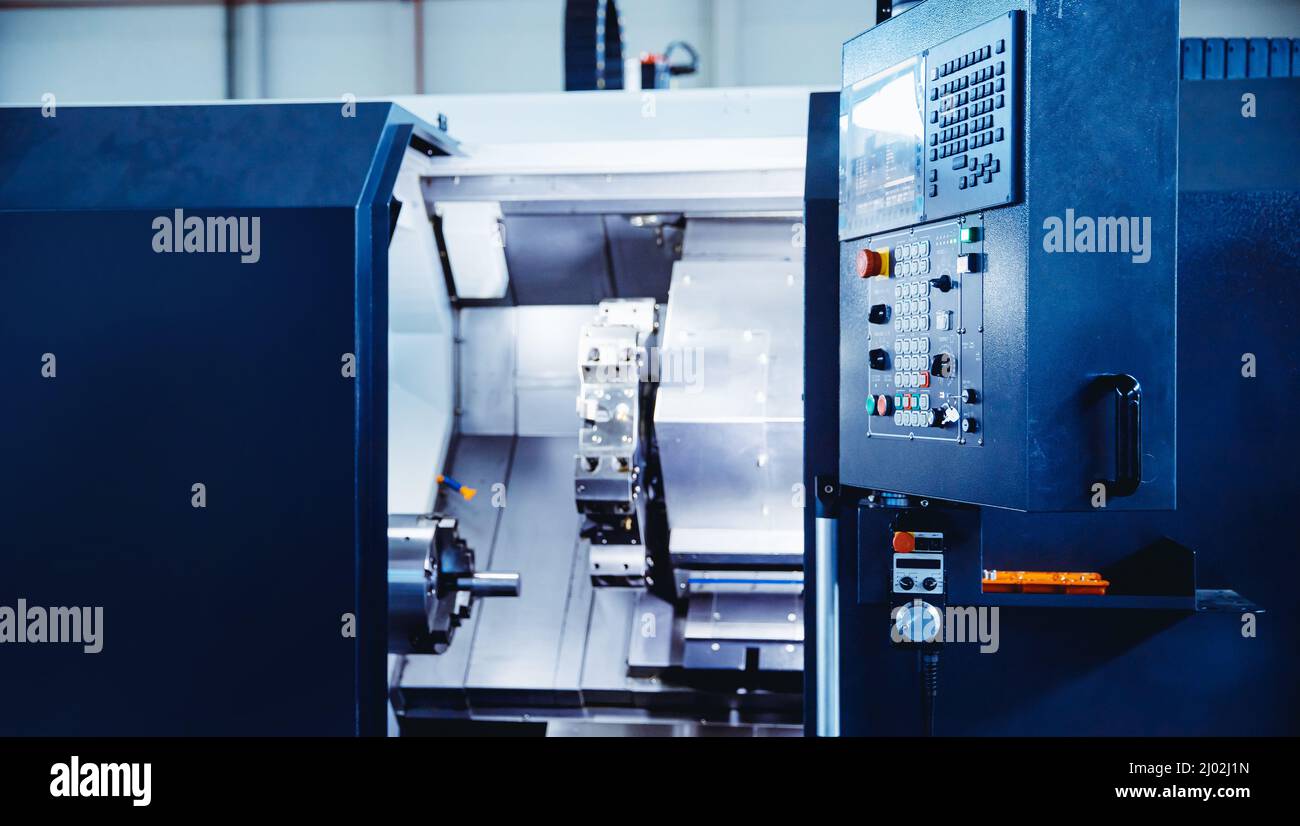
[1101,374,1142,498]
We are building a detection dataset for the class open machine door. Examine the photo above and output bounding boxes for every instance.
[0,103,457,735]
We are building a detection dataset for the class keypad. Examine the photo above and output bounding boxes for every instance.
[922,13,1018,220]
[933,51,1007,179]
[888,240,936,395]
[861,217,984,444]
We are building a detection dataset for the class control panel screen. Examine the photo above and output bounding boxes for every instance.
[839,56,926,241]
[839,12,1021,240]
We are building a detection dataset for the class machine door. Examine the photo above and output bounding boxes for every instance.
[0,103,434,735]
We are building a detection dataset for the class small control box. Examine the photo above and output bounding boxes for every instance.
[893,553,945,595]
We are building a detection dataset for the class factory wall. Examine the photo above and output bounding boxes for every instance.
[1,0,1299,103]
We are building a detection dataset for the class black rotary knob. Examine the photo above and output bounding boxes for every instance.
[899,576,915,590]
[929,274,953,293]
[930,352,955,378]
[868,303,890,325]
[922,577,938,591]
[869,348,890,370]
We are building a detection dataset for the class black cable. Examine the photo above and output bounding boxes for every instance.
[564,0,625,91]
[920,649,940,736]
[663,40,699,77]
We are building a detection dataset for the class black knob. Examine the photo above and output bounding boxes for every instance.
[961,388,978,404]
[869,348,890,370]
[899,576,915,590]
[922,577,938,591]
[961,417,977,433]
[868,303,890,325]
[930,352,955,378]
[929,274,953,293]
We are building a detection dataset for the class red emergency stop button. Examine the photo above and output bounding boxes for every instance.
[856,248,883,278]
[892,531,916,553]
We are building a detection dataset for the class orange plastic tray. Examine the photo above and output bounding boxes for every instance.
[981,570,1110,595]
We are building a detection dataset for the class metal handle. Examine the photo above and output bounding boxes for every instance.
[1102,374,1142,498]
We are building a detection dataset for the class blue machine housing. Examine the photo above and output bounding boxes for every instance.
[838,0,1179,512]
[807,42,1300,734]
[0,103,448,735]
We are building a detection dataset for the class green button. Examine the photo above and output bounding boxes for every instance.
[960,226,981,243]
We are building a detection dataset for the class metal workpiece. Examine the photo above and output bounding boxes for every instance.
[387,514,521,655]
[455,572,522,597]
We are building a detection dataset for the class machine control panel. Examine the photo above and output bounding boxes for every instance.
[857,218,984,444]
[840,11,1022,240]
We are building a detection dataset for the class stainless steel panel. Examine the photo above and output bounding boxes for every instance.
[516,306,591,437]
[654,253,804,558]
[423,169,804,212]
[681,217,803,262]
[457,308,516,435]
[463,437,586,701]
[458,306,595,437]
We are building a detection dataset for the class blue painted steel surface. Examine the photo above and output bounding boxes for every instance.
[0,103,436,734]
[1181,37,1297,80]
[803,91,842,735]
[838,0,1180,512]
[815,60,1300,732]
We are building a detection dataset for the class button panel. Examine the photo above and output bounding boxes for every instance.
[923,12,1021,222]
[861,218,984,444]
